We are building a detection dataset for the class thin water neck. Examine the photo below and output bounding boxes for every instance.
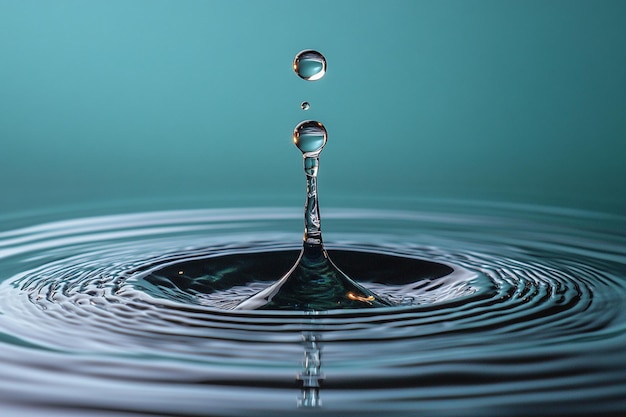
[303,156,323,250]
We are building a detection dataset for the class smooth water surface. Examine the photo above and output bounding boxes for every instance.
[0,201,625,416]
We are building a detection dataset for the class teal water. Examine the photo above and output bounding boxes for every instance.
[0,201,625,416]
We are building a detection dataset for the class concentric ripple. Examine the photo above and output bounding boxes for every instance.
[0,204,625,416]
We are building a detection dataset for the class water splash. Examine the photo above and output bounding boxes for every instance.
[236,49,391,310]
[235,122,391,310]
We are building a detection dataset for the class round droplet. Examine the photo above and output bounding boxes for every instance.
[293,121,327,154]
[301,101,310,111]
[293,50,327,81]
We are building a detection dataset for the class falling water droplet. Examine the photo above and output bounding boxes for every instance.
[301,101,310,111]
[293,120,327,154]
[293,50,327,81]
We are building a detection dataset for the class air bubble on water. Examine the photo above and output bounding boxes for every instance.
[293,50,327,81]
[301,101,310,111]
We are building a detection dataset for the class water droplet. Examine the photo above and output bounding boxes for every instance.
[293,121,327,155]
[293,50,327,81]
[301,101,310,111]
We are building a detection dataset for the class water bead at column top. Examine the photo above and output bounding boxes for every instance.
[293,121,327,154]
[301,101,310,110]
[293,50,327,81]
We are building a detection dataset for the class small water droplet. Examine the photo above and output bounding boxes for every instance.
[301,101,310,111]
[293,50,327,81]
[293,121,327,154]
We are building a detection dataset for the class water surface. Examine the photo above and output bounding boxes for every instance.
[0,201,625,416]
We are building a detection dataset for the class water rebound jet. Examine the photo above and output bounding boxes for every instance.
[235,120,392,310]
[236,50,391,310]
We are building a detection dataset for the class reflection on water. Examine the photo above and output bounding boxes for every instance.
[0,202,625,416]
[298,331,323,408]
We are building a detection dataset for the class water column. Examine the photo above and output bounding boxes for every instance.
[234,50,391,310]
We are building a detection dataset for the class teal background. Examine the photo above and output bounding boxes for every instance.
[1,0,625,217]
